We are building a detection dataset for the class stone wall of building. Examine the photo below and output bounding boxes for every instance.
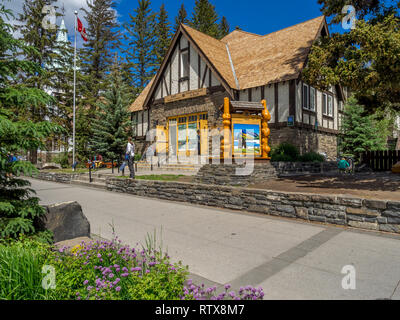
[269,127,338,160]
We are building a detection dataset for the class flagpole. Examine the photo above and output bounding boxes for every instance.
[72,11,77,171]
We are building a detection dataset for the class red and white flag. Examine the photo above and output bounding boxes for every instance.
[77,17,88,42]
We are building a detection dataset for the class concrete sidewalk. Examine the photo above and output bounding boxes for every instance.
[31,178,400,300]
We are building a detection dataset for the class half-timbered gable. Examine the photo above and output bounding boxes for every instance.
[130,16,346,159]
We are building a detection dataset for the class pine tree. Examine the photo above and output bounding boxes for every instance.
[0,4,60,241]
[218,16,230,39]
[123,0,156,92]
[15,0,61,163]
[91,58,131,162]
[190,0,220,38]
[81,0,121,105]
[174,3,189,32]
[339,96,387,159]
[154,3,172,66]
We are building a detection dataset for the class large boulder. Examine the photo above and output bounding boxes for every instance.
[41,163,62,170]
[42,201,91,243]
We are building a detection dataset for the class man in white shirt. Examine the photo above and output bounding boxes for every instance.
[126,137,135,179]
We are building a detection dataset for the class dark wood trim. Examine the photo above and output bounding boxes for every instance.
[303,109,316,116]
[289,79,296,122]
[274,83,279,124]
[153,98,164,105]
[207,85,225,94]
[208,68,212,87]
[178,36,181,94]
[161,77,163,97]
[163,76,170,96]
[188,43,190,91]
[268,121,339,135]
[261,86,265,100]
[169,59,172,95]
[180,47,189,52]
[201,66,208,88]
[181,26,234,98]
[248,88,252,102]
[198,53,201,90]
[179,76,189,83]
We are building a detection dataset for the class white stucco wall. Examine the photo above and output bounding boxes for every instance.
[153,34,221,98]
[278,82,289,123]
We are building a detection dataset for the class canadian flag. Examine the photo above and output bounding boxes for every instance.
[77,17,88,42]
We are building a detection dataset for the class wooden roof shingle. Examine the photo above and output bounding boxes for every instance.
[129,16,326,112]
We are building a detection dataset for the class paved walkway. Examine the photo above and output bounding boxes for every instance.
[31,178,400,300]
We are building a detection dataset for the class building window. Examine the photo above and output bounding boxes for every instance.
[328,95,333,117]
[322,93,327,115]
[310,87,316,111]
[180,50,189,79]
[303,84,309,109]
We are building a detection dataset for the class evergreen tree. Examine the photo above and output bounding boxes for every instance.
[339,96,387,158]
[91,58,131,162]
[303,1,400,113]
[174,3,189,32]
[190,0,220,38]
[0,3,60,241]
[218,16,230,39]
[154,3,172,66]
[81,0,121,105]
[15,0,61,163]
[123,0,156,92]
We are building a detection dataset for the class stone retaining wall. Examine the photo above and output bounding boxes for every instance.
[31,172,400,234]
[33,171,81,183]
[106,178,400,234]
[195,162,338,186]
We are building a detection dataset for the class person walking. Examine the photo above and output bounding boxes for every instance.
[126,137,136,179]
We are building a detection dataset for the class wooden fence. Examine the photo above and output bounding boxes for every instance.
[361,150,400,171]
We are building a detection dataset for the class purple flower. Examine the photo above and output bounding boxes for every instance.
[108,273,114,279]
[83,280,89,285]
[115,286,121,292]
[224,284,231,290]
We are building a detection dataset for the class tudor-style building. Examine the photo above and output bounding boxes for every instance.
[130,16,346,160]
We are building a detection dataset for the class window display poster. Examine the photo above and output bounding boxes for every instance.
[233,123,260,155]
[178,124,187,152]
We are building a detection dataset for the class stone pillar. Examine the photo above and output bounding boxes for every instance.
[261,99,272,159]
[221,97,231,159]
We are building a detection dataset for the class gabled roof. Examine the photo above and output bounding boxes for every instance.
[130,16,327,112]
[181,24,237,89]
[130,77,155,112]
[222,16,326,90]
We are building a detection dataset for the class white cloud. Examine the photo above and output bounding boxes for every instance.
[4,0,90,48]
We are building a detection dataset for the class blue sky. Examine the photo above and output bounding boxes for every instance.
[116,0,326,36]
[7,0,346,48]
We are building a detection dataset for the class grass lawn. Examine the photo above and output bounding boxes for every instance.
[116,174,185,182]
[41,168,88,174]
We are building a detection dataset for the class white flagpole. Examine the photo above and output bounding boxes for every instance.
[72,11,77,170]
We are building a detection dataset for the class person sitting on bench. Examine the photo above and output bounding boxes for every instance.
[338,157,350,174]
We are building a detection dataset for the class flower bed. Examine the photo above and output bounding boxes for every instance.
[0,236,264,300]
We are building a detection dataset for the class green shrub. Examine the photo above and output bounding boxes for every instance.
[53,152,70,168]
[0,238,51,300]
[299,152,325,163]
[271,142,300,162]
